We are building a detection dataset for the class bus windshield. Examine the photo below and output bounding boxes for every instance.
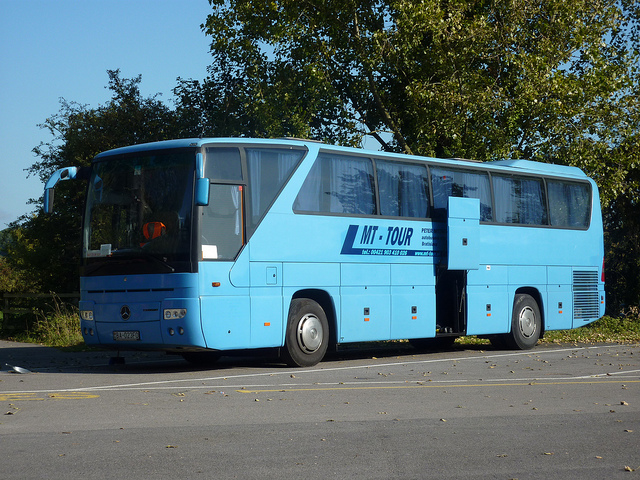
[82,150,195,275]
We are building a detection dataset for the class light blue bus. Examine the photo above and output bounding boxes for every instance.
[44,138,605,366]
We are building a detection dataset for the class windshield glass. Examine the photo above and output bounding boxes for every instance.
[83,150,195,275]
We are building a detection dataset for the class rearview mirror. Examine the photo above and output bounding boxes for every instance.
[43,167,78,213]
[195,177,210,206]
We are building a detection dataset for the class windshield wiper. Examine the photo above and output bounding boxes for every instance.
[138,252,175,273]
[84,251,175,275]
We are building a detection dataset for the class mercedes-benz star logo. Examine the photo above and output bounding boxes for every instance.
[120,305,131,320]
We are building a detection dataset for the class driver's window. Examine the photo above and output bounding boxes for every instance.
[201,184,244,260]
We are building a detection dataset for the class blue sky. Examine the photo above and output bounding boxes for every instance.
[0,0,214,227]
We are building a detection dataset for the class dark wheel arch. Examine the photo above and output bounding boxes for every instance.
[281,298,330,367]
[506,293,542,349]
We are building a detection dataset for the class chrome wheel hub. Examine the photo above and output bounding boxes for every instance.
[519,306,537,338]
[296,313,323,353]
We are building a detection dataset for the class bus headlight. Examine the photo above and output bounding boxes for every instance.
[164,308,187,320]
[80,310,94,321]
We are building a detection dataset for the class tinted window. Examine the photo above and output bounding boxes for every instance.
[84,153,194,260]
[294,153,376,215]
[246,148,304,228]
[201,184,243,260]
[205,147,242,181]
[430,167,493,221]
[376,160,429,218]
[548,180,590,228]
[493,175,547,225]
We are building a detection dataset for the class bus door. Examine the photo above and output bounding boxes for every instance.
[436,197,480,336]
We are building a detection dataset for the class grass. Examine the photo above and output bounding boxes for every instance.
[456,312,640,346]
[540,314,640,345]
[8,296,84,348]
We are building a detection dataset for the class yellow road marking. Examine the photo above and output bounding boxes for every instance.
[0,393,43,401]
[0,392,100,401]
[236,379,640,394]
[48,392,100,400]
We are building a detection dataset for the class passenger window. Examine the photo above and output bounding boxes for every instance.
[293,153,376,215]
[376,160,429,218]
[493,175,547,225]
[201,184,243,260]
[430,167,493,221]
[548,180,590,228]
[246,148,303,228]
[205,148,243,181]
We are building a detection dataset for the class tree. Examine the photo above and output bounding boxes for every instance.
[29,69,181,184]
[202,1,639,158]
[172,53,357,143]
[602,133,640,313]
[201,0,640,312]
[4,70,182,294]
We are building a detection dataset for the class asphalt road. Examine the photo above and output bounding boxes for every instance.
[1,340,638,479]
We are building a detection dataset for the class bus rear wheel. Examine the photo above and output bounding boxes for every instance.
[505,294,541,350]
[281,298,329,367]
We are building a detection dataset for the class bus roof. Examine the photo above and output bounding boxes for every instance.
[93,138,312,159]
[93,138,588,180]
[486,159,587,178]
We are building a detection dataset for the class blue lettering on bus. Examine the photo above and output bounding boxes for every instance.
[341,224,434,256]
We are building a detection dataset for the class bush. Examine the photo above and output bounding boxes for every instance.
[24,296,83,347]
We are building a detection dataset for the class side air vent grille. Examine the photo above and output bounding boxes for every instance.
[573,271,599,319]
[87,288,174,294]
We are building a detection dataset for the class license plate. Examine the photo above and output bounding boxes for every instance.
[113,331,140,341]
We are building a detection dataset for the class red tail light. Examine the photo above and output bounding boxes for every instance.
[601,257,605,283]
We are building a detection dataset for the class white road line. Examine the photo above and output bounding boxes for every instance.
[1,345,637,394]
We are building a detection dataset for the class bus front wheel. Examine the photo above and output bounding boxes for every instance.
[506,294,541,350]
[281,298,329,367]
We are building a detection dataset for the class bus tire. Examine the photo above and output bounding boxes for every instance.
[506,294,541,350]
[282,298,329,367]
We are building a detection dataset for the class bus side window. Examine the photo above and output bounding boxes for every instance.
[430,167,492,221]
[246,148,303,229]
[205,148,243,181]
[201,184,244,260]
[493,175,547,225]
[294,153,376,215]
[548,180,590,228]
[376,160,429,218]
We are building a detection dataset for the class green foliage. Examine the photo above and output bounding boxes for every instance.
[602,138,640,314]
[3,207,82,294]
[201,0,640,159]
[4,70,184,294]
[12,297,83,348]
[542,314,640,344]
[0,234,30,292]
[30,70,181,184]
